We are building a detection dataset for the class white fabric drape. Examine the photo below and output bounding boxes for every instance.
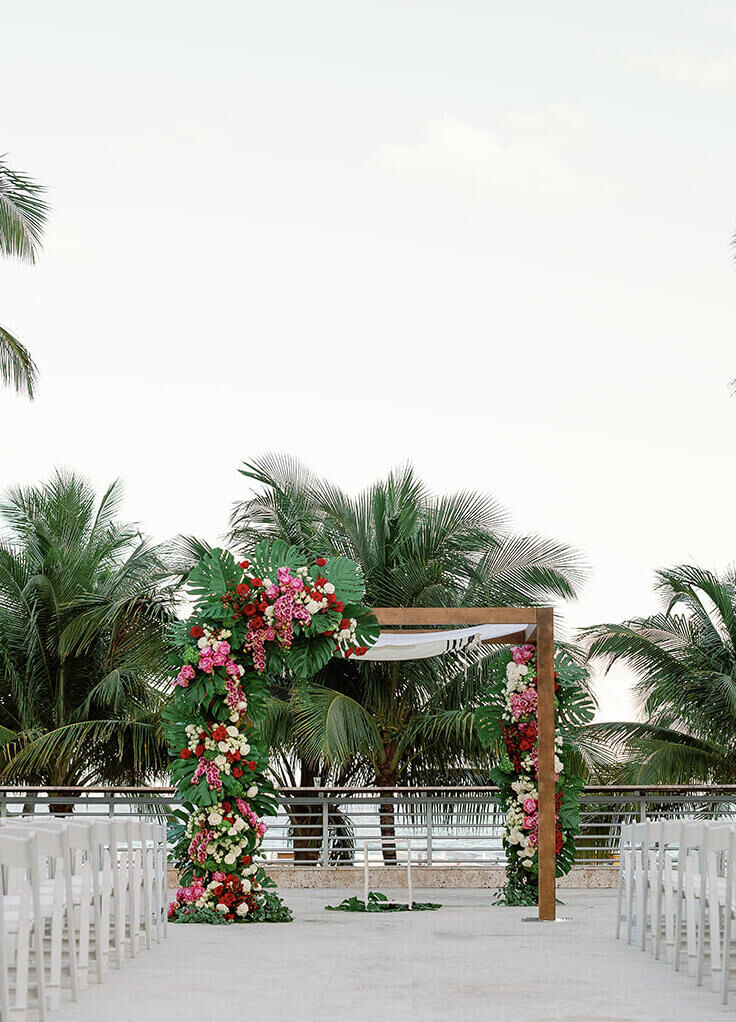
[357,623,526,661]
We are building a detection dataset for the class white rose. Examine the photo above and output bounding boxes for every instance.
[247,864,258,875]
[215,755,227,768]
[218,741,229,753]
[235,818,246,831]
[207,812,222,826]
[230,713,239,723]
[226,725,239,737]
[241,878,251,892]
[247,786,258,798]
[306,601,320,615]
[236,903,249,917]
[216,903,228,914]
[323,582,335,594]
[206,843,216,855]
[197,637,209,650]
[224,852,236,865]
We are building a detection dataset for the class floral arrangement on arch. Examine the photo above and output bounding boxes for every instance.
[164,540,379,924]
[475,642,593,906]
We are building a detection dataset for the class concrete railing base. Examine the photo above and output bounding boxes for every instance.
[167,865,617,890]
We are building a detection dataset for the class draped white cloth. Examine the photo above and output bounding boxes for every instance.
[358,623,527,661]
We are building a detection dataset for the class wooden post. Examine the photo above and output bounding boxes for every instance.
[536,606,556,921]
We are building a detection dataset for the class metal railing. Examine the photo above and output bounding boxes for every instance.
[1,785,735,867]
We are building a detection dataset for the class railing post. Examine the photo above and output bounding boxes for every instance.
[426,797,433,867]
[320,795,329,867]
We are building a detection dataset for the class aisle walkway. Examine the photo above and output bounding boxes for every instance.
[55,890,730,1022]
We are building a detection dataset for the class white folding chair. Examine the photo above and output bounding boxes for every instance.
[696,823,733,991]
[721,826,736,1005]
[615,822,633,941]
[617,822,648,948]
[0,830,46,1022]
[675,822,706,977]
[1,823,80,1010]
[649,819,681,963]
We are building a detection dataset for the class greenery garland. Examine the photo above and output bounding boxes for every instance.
[475,644,593,906]
[164,540,378,923]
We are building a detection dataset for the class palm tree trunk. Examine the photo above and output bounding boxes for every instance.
[291,759,322,863]
[376,765,398,866]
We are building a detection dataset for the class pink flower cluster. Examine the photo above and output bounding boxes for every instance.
[198,640,231,674]
[236,798,268,837]
[174,664,195,688]
[512,643,536,665]
[168,877,206,917]
[191,756,223,793]
[224,676,247,715]
[510,688,538,720]
[188,828,214,865]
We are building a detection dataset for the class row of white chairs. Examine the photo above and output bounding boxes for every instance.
[616,818,736,1006]
[0,816,168,1020]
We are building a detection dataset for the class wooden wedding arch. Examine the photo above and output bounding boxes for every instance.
[371,606,557,922]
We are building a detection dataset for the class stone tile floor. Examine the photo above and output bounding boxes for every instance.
[54,889,733,1021]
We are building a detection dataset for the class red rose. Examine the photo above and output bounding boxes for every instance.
[179,749,193,759]
[212,725,227,741]
[241,855,252,865]
[315,576,327,587]
[251,615,264,628]
[236,583,250,597]
[244,604,256,616]
[340,619,350,630]
[189,625,204,639]
[316,557,327,567]
[335,601,344,613]
[247,760,257,771]
[555,833,564,854]
[250,577,263,587]
[239,560,250,569]
[355,646,368,656]
[194,744,205,757]
[222,802,232,812]
[257,601,268,612]
[344,646,355,657]
[232,767,243,779]
[326,593,336,605]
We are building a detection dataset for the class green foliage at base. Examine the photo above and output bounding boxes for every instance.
[252,888,294,922]
[325,891,441,912]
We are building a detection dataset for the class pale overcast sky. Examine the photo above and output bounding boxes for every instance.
[2,1,735,720]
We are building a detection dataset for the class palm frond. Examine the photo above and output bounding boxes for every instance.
[0,323,37,397]
[0,157,48,263]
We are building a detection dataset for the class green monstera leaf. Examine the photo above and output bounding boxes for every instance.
[344,605,380,648]
[322,555,366,604]
[250,539,303,580]
[187,547,237,615]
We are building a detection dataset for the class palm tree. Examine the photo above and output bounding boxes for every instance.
[230,454,587,859]
[0,471,177,795]
[583,563,736,784]
[0,156,48,397]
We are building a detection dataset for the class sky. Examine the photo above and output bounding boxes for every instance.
[2,0,735,721]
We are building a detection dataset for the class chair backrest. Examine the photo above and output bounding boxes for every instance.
[0,830,37,870]
[704,823,734,854]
